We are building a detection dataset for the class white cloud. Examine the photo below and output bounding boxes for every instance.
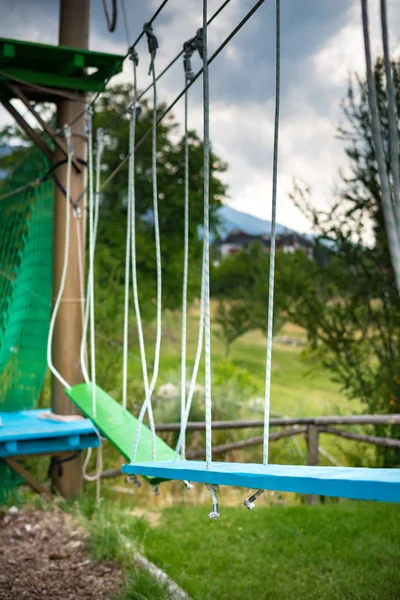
[1,0,400,234]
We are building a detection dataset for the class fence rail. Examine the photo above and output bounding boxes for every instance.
[155,414,400,432]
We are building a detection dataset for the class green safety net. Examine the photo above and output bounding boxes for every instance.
[0,162,53,502]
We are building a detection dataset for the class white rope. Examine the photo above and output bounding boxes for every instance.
[122,132,132,410]
[79,127,104,386]
[86,108,97,417]
[179,60,191,460]
[361,0,400,295]
[202,0,213,469]
[175,31,207,461]
[380,0,400,234]
[175,258,205,459]
[263,0,280,465]
[82,434,103,505]
[80,121,104,502]
[130,56,159,464]
[46,124,73,392]
[125,50,151,412]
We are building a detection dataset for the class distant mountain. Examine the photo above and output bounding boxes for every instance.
[215,205,295,239]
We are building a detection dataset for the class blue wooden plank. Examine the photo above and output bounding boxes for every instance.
[0,434,99,457]
[0,409,97,441]
[122,461,400,503]
[0,409,99,457]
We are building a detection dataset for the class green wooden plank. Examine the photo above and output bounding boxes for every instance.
[0,68,109,93]
[0,37,124,94]
[66,383,175,485]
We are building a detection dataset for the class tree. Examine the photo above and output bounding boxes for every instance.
[1,84,227,318]
[287,59,400,466]
[94,85,227,317]
[212,242,308,354]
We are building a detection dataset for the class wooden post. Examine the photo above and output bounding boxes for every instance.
[306,424,319,505]
[50,0,90,499]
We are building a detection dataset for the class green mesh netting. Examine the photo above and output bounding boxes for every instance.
[0,168,53,503]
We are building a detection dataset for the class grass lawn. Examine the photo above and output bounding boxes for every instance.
[77,498,400,600]
[139,502,400,600]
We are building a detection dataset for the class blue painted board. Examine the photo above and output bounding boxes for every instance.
[122,461,400,503]
[0,409,99,457]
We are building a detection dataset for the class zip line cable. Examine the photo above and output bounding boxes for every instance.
[0,0,235,203]
[99,0,266,196]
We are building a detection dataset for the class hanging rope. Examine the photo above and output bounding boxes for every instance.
[128,49,151,407]
[79,127,104,386]
[82,429,103,505]
[122,92,133,409]
[263,0,280,465]
[361,0,400,295]
[179,51,191,460]
[76,118,104,503]
[176,29,206,460]
[380,0,400,233]
[130,25,161,464]
[85,107,97,418]
[46,125,73,392]
[201,0,213,470]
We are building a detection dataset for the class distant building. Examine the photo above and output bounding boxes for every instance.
[214,229,312,259]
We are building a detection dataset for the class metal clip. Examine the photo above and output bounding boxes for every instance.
[152,485,160,497]
[84,106,93,136]
[244,489,265,510]
[63,124,73,156]
[206,484,220,520]
[143,21,159,75]
[128,46,139,66]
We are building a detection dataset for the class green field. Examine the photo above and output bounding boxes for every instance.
[99,310,353,418]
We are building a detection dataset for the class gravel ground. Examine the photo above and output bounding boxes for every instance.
[0,508,122,600]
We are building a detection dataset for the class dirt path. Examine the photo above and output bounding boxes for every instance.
[0,508,122,600]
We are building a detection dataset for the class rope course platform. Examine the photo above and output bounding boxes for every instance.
[0,37,125,96]
[122,461,400,503]
[0,409,99,457]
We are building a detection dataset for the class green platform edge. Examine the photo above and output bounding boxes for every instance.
[0,37,125,93]
[65,383,176,485]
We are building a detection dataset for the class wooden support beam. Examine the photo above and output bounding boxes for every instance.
[0,97,54,163]
[8,83,82,173]
[50,0,90,500]
[5,457,53,501]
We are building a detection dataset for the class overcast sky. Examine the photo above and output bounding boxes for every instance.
[1,0,400,232]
